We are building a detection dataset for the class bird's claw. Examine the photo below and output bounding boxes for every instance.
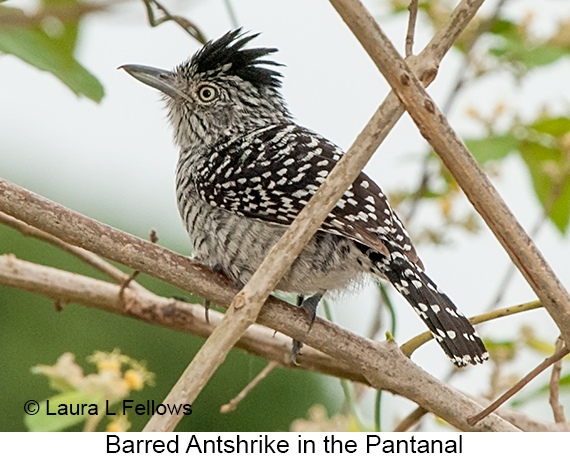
[291,339,303,365]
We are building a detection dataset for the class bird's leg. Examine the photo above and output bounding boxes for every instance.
[299,294,322,329]
[291,294,323,365]
[199,262,248,325]
[203,299,211,324]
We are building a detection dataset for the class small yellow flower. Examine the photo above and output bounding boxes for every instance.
[97,358,122,374]
[124,369,145,391]
[107,416,131,433]
[466,106,479,119]
[493,102,506,116]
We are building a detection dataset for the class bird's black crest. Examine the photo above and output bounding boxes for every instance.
[190,29,283,88]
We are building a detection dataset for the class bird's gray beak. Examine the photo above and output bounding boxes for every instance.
[120,64,177,99]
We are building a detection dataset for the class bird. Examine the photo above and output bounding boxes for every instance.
[121,29,488,367]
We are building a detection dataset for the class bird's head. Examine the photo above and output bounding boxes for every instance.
[121,29,291,150]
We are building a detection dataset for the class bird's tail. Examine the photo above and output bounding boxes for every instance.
[382,252,488,367]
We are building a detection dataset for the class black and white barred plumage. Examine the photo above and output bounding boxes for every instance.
[122,30,488,366]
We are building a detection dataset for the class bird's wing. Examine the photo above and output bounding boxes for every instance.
[192,123,423,268]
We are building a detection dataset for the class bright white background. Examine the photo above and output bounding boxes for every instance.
[1,0,569,429]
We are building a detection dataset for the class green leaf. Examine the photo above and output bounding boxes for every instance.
[490,37,568,70]
[489,19,518,38]
[0,6,104,102]
[515,45,567,70]
[465,134,518,164]
[25,391,104,432]
[488,18,569,70]
[40,0,79,56]
[519,141,570,233]
[531,117,570,137]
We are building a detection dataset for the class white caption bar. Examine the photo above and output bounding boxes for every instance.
[2,431,557,455]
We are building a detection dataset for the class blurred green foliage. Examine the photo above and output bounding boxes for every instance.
[467,115,570,234]
[488,19,567,72]
[0,0,104,101]
[387,0,570,241]
[0,222,340,432]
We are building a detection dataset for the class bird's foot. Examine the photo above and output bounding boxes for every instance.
[290,294,323,364]
[291,339,303,365]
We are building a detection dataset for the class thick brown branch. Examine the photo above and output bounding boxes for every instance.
[0,0,521,433]
[329,0,570,346]
[0,179,517,431]
[0,211,145,292]
[0,254,364,383]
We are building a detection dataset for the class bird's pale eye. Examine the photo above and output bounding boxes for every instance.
[197,84,219,103]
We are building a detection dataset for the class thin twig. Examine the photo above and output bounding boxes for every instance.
[220,361,278,413]
[405,0,419,57]
[223,0,240,29]
[119,230,157,296]
[0,1,110,28]
[471,396,570,432]
[119,270,140,297]
[393,406,428,432]
[549,338,567,424]
[142,0,207,44]
[467,344,570,426]
[401,300,543,357]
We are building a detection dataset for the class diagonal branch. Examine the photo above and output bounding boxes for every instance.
[141,0,490,432]
[467,344,570,426]
[0,0,520,433]
[329,0,570,347]
[0,178,518,431]
[141,0,207,44]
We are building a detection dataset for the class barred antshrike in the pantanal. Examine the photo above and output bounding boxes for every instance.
[121,29,488,367]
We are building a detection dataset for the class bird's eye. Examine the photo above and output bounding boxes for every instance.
[197,84,219,103]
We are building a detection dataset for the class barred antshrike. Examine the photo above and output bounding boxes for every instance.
[122,30,488,367]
